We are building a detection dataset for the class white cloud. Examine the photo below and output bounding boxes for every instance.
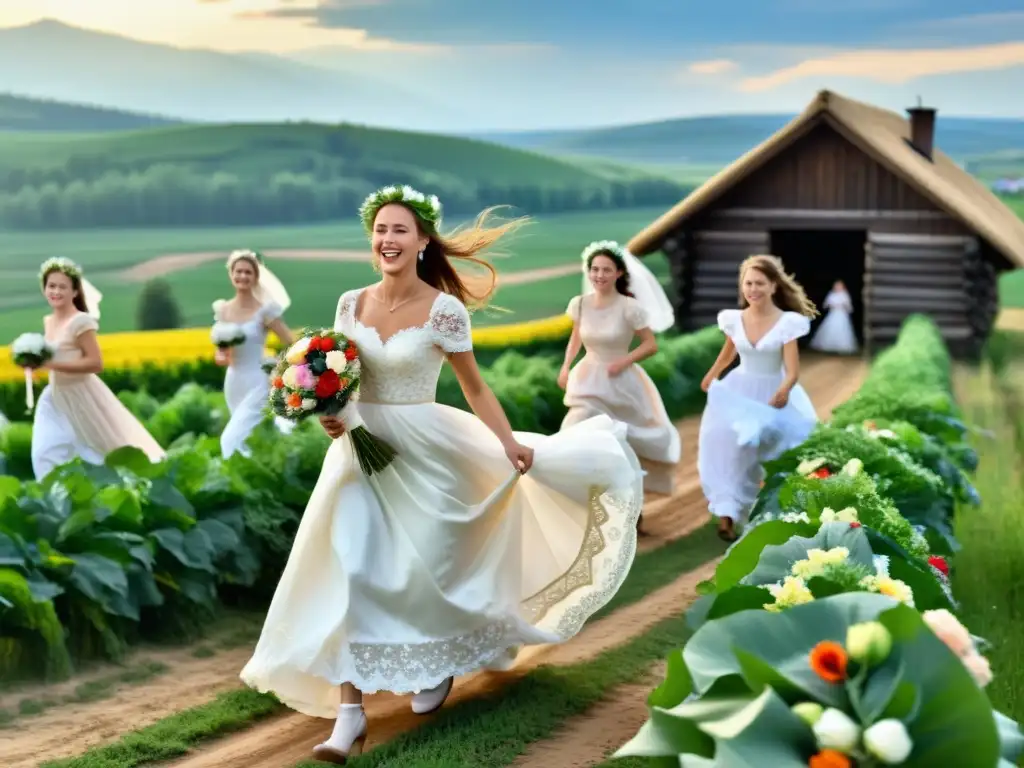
[737,41,1024,92]
[687,59,738,75]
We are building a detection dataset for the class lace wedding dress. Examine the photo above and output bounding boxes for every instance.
[241,289,643,718]
[561,294,680,494]
[810,289,859,354]
[215,300,292,458]
[31,312,165,480]
[698,310,817,523]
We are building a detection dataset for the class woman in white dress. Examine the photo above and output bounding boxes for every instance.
[30,258,165,480]
[809,279,859,354]
[698,254,819,542]
[558,240,680,532]
[241,186,643,763]
[214,250,296,458]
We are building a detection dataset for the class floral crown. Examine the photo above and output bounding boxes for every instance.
[227,249,264,269]
[359,185,442,235]
[39,256,83,285]
[581,240,630,265]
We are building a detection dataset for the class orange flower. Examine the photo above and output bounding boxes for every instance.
[809,749,851,768]
[286,392,302,409]
[272,376,284,389]
[809,641,848,683]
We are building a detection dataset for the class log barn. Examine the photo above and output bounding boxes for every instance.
[627,89,1024,356]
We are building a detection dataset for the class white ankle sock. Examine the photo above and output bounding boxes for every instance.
[326,702,365,747]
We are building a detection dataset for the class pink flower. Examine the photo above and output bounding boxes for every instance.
[922,609,974,657]
[294,364,315,390]
[961,652,993,688]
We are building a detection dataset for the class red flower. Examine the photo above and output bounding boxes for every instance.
[811,468,832,479]
[308,337,321,352]
[344,342,358,361]
[318,335,335,351]
[315,369,341,398]
[928,556,949,576]
[850,522,861,529]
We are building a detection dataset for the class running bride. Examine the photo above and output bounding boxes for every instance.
[241,185,644,763]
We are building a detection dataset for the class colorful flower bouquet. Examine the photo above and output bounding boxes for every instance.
[210,321,247,349]
[616,593,1023,767]
[10,332,56,411]
[269,329,396,476]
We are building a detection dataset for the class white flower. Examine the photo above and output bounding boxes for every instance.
[820,506,858,523]
[211,321,246,347]
[863,719,913,763]
[797,457,827,475]
[281,365,301,390]
[428,194,441,211]
[872,554,891,577]
[11,332,52,356]
[842,458,864,476]
[780,511,811,524]
[812,708,861,753]
[301,398,317,411]
[324,350,349,374]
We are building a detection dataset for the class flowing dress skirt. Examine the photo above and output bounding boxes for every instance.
[810,310,859,354]
[241,406,642,718]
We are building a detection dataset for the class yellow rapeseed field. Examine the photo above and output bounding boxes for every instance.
[0,314,572,383]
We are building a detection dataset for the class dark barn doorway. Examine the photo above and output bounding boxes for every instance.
[769,229,867,345]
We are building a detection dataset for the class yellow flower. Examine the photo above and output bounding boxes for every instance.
[792,547,850,579]
[766,576,814,611]
[284,338,312,365]
[820,507,859,524]
[797,457,827,475]
[842,458,864,476]
[860,575,915,606]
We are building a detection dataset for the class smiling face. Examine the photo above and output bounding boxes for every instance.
[741,266,775,307]
[230,257,258,292]
[373,203,430,275]
[43,270,77,310]
[587,253,623,295]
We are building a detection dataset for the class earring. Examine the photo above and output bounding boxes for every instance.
[418,250,425,262]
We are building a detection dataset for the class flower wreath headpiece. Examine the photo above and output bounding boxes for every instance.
[227,249,264,270]
[39,256,83,286]
[359,185,442,236]
[580,240,630,265]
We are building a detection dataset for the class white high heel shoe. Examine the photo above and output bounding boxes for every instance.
[411,676,453,715]
[311,703,367,764]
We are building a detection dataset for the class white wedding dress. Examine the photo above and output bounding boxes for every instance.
[215,300,292,458]
[241,289,644,718]
[697,310,817,523]
[809,289,859,354]
[561,294,680,494]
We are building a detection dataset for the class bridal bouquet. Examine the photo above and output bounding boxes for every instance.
[10,332,56,411]
[269,329,396,475]
[616,593,1023,767]
[211,321,247,349]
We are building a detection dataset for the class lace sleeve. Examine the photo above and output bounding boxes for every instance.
[260,301,284,323]
[71,313,99,337]
[431,294,472,354]
[624,297,651,331]
[334,290,358,333]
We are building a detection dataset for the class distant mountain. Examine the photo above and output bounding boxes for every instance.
[480,114,1024,166]
[0,93,182,132]
[0,20,458,130]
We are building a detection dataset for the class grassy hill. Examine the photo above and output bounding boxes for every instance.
[0,122,691,231]
[482,114,1024,168]
[0,93,181,132]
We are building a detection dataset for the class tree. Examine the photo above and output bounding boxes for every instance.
[136,279,183,330]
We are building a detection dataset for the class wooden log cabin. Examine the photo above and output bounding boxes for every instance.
[627,89,1024,356]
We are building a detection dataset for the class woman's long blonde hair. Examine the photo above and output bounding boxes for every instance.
[738,254,818,318]
[391,204,529,309]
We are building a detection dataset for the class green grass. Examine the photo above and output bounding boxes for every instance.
[39,523,724,768]
[951,363,1024,726]
[0,207,671,337]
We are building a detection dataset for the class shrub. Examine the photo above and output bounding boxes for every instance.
[136,278,184,330]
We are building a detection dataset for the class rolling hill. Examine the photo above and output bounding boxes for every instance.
[0,20,457,130]
[481,113,1024,167]
[0,93,181,132]
[0,121,690,230]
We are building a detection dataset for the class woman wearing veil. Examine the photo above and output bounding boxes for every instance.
[558,241,681,529]
[213,250,296,458]
[809,279,859,354]
[30,257,165,480]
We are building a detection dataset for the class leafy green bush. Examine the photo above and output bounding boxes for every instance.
[136,278,184,330]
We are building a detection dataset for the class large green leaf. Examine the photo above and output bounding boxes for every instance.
[743,522,875,586]
[702,521,817,593]
[66,552,133,618]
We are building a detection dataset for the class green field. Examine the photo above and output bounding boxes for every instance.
[0,207,671,338]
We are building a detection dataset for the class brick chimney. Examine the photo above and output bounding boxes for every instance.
[906,97,936,160]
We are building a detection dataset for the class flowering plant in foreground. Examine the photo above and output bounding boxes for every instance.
[615,593,1024,767]
[269,329,396,475]
[10,332,56,411]
[210,321,247,349]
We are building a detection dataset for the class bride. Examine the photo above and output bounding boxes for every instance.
[809,279,859,354]
[240,185,644,762]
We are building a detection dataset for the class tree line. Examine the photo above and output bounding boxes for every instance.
[0,164,690,230]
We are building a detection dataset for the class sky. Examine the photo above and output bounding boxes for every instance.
[1,0,1023,129]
